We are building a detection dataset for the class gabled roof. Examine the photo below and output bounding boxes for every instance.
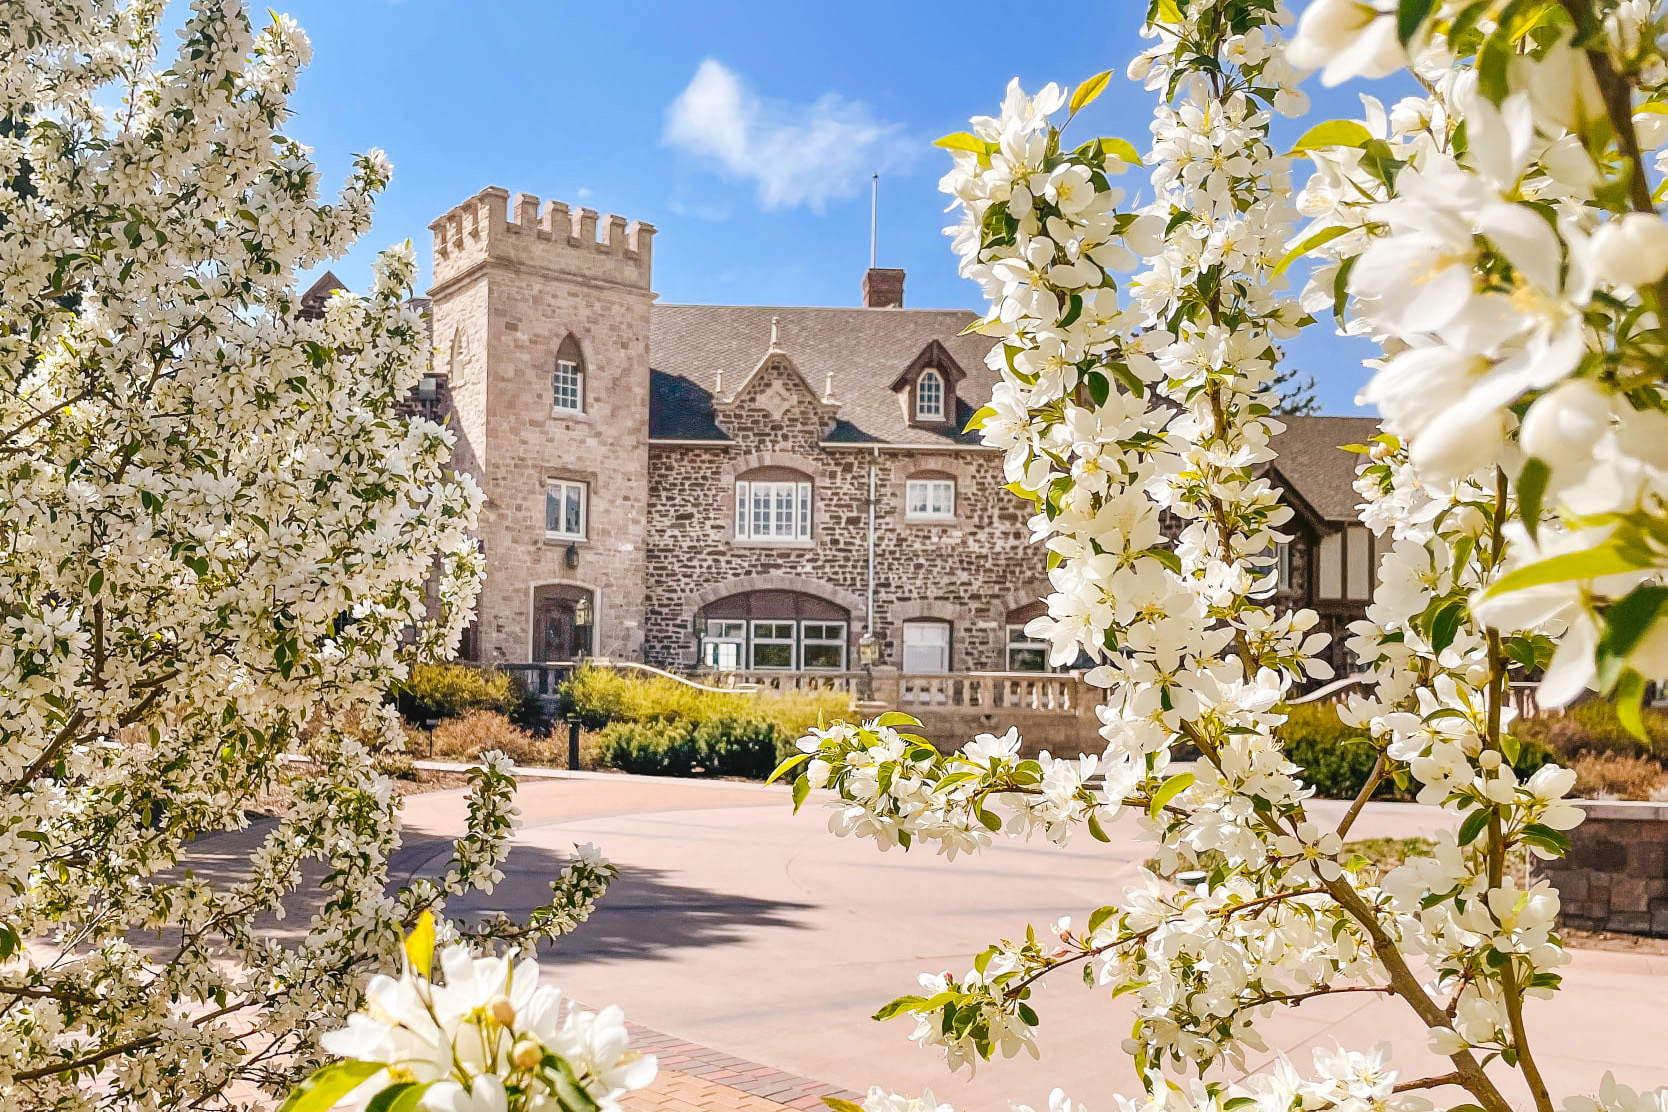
[887,338,969,393]
[1265,415,1380,523]
[648,304,996,445]
[299,270,347,318]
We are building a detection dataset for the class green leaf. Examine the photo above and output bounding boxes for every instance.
[1086,905,1119,935]
[1458,807,1492,846]
[824,1100,868,1112]
[1087,809,1111,842]
[874,711,923,728]
[964,404,998,433]
[1070,70,1114,115]
[873,994,929,1020]
[767,752,810,784]
[1518,457,1550,544]
[367,1083,430,1112]
[791,775,811,813]
[1286,119,1374,156]
[88,569,104,598]
[276,1061,384,1112]
[1597,585,1668,663]
[1086,371,1110,407]
[935,131,995,155]
[1427,596,1466,654]
[403,910,434,978]
[1519,822,1572,856]
[1485,543,1652,598]
[1615,670,1649,742]
[1096,137,1145,167]
[1397,0,1438,45]
[1142,546,1182,574]
[1477,26,1513,103]
[1148,772,1194,820]
[1272,224,1353,278]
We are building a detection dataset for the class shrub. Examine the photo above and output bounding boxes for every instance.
[1277,703,1402,801]
[429,710,557,765]
[398,663,537,727]
[373,753,419,781]
[1512,698,1668,764]
[558,664,848,778]
[556,663,847,736]
[596,722,699,777]
[1569,750,1667,800]
[691,714,783,779]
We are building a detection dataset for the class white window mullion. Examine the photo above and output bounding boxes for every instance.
[735,481,749,539]
[797,481,811,539]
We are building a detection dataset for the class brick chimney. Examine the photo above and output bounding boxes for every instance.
[862,267,905,309]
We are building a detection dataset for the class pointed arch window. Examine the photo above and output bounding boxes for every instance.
[553,334,585,413]
[915,369,944,420]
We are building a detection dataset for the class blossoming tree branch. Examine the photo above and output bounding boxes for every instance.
[777,2,1668,1112]
[1,4,644,1110]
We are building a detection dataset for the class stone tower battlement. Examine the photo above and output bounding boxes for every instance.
[429,186,655,292]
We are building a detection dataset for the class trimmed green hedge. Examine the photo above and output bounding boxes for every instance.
[596,714,781,779]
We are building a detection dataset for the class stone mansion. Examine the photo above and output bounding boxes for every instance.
[391,185,1383,679]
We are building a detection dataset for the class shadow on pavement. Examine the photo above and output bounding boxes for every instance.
[436,841,815,963]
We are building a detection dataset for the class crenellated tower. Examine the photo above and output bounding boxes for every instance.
[428,187,656,664]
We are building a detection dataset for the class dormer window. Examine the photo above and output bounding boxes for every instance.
[916,369,944,420]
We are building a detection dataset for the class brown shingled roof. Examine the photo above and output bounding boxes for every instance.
[648,304,997,445]
[1265,414,1381,523]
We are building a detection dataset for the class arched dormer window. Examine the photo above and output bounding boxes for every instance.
[916,369,944,420]
[552,334,585,413]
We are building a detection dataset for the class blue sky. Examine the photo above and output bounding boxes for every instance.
[255,0,1397,414]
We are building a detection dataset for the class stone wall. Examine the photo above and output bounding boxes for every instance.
[1535,800,1668,937]
[643,355,1048,671]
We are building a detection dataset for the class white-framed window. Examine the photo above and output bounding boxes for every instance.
[801,622,848,670]
[906,478,955,520]
[750,620,797,669]
[544,480,587,540]
[915,369,945,420]
[902,619,951,673]
[552,358,583,412]
[734,479,812,541]
[1006,624,1050,672]
[701,619,746,671]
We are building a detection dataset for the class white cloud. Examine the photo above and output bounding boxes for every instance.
[663,59,915,213]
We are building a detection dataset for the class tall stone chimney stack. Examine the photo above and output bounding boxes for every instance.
[861,267,905,309]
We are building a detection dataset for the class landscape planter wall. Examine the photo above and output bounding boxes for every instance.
[1534,800,1668,937]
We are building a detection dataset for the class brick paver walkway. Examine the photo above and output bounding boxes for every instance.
[623,1021,862,1112]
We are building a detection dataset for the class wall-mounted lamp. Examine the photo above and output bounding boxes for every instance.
[564,542,579,569]
[859,630,879,666]
[692,613,708,640]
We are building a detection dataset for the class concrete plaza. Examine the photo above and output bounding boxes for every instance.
[391,772,1668,1112]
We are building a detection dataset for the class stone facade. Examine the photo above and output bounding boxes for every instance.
[1535,800,1668,937]
[641,351,1044,670]
[421,185,1376,680]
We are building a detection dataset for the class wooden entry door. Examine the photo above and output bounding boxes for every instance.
[532,585,593,663]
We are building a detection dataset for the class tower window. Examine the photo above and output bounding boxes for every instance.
[553,359,583,412]
[915,369,944,420]
[552,334,586,413]
[545,480,587,540]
